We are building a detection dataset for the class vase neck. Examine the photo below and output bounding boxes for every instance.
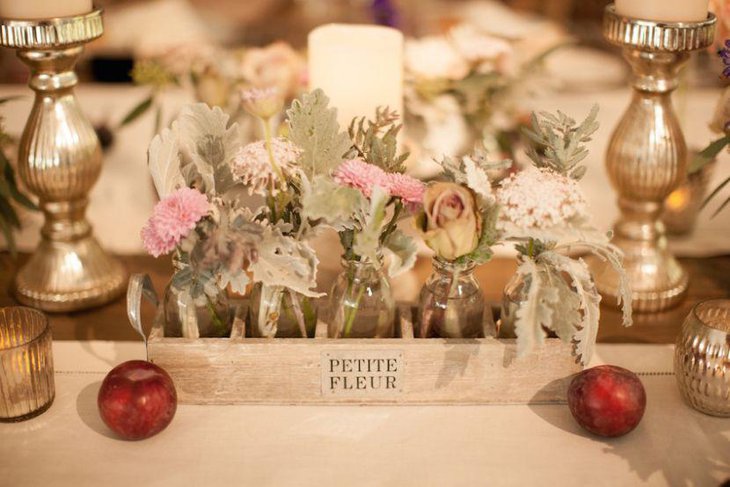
[342,257,382,281]
[432,258,475,276]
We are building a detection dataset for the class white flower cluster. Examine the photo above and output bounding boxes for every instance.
[496,168,587,229]
[231,138,301,196]
[404,24,513,81]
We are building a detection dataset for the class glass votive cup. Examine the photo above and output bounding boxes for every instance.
[0,306,55,422]
[674,299,730,417]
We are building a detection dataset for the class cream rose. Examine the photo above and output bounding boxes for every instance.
[240,42,306,99]
[405,37,470,81]
[418,182,482,261]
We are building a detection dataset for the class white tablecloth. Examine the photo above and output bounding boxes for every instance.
[1,84,729,258]
[1,341,728,486]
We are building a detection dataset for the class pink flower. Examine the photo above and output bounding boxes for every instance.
[334,159,390,198]
[387,173,426,209]
[141,187,210,257]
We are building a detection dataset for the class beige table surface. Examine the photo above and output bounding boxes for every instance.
[1,341,728,487]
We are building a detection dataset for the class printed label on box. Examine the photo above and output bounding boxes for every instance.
[321,350,403,396]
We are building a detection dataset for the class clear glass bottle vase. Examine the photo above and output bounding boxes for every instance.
[162,256,233,338]
[417,258,486,338]
[499,271,526,339]
[328,259,396,338]
[163,286,232,338]
[251,284,318,338]
[499,265,566,339]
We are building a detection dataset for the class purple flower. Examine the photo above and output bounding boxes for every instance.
[371,0,399,28]
[718,39,730,78]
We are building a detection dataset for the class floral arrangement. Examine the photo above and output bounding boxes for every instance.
[140,77,629,361]
[412,103,632,361]
[142,86,422,338]
[295,101,423,337]
[404,23,564,172]
[414,149,501,338]
[142,96,320,338]
[496,106,632,364]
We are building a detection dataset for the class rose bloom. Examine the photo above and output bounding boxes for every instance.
[240,42,306,99]
[405,36,470,81]
[418,182,482,261]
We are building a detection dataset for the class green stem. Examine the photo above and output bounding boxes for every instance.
[206,295,227,337]
[262,118,286,187]
[446,266,461,301]
[287,289,308,338]
[266,194,278,223]
[342,276,366,338]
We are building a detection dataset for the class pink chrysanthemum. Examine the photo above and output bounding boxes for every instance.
[141,187,210,257]
[387,172,426,210]
[334,159,390,198]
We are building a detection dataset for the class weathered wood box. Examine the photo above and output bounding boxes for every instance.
[146,305,582,406]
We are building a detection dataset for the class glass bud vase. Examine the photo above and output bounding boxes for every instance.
[251,284,318,338]
[328,259,396,338]
[499,271,525,339]
[499,265,566,340]
[417,259,486,338]
[163,285,232,338]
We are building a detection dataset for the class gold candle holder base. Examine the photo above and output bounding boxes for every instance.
[0,10,127,312]
[590,6,715,313]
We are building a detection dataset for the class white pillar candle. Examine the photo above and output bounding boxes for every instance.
[615,0,709,22]
[0,0,92,20]
[308,24,403,133]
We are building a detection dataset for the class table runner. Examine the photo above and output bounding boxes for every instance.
[1,341,727,486]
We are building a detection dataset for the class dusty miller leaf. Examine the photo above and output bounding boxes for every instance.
[543,264,582,343]
[538,251,601,365]
[300,175,365,231]
[383,229,417,277]
[514,258,547,359]
[176,103,240,195]
[463,155,494,204]
[147,126,185,198]
[352,186,389,265]
[249,227,323,298]
[567,241,632,329]
[287,89,352,178]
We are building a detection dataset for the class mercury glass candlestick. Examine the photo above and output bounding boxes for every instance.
[590,6,715,313]
[0,10,127,312]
